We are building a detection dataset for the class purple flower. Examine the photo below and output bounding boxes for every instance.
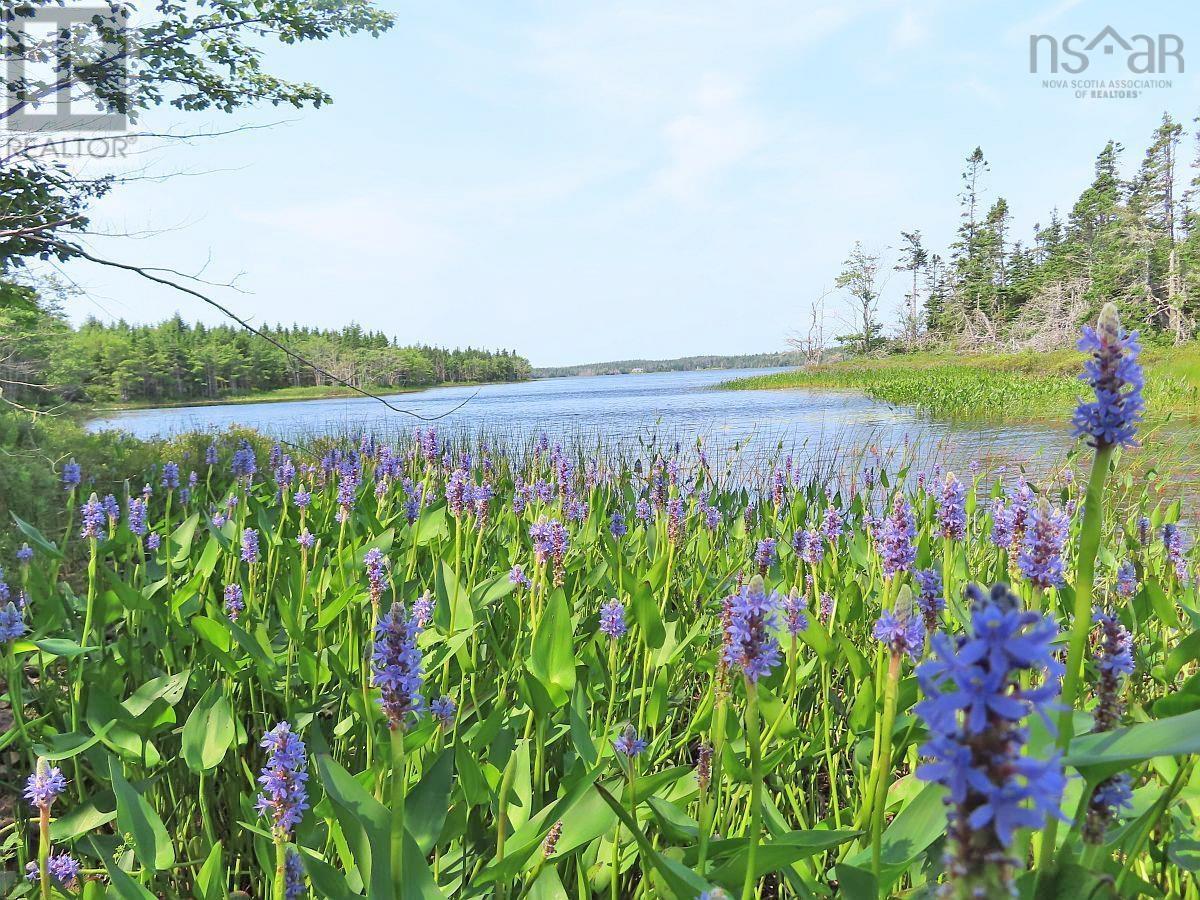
[80,493,105,540]
[162,461,180,490]
[666,497,685,543]
[26,853,80,889]
[372,600,426,729]
[102,493,120,523]
[1115,560,1138,598]
[25,761,67,810]
[609,510,627,539]
[205,441,219,466]
[599,598,627,640]
[635,499,652,522]
[61,459,81,490]
[430,695,456,728]
[364,548,388,606]
[127,496,147,537]
[445,468,469,517]
[0,602,26,642]
[285,847,307,899]
[783,591,809,636]
[915,568,945,632]
[16,543,33,564]
[1073,303,1144,449]
[1163,523,1189,584]
[146,532,161,551]
[1017,502,1068,590]
[411,591,435,628]
[298,529,315,550]
[818,592,834,624]
[1084,773,1133,845]
[938,473,967,541]
[231,441,257,480]
[1091,610,1134,730]
[722,575,782,683]
[256,722,309,836]
[612,724,647,758]
[915,583,1065,891]
[753,538,777,574]
[241,528,259,565]
[224,584,245,621]
[703,504,720,530]
[509,564,531,589]
[874,608,924,661]
[295,486,312,510]
[822,504,843,542]
[1136,516,1151,546]
[878,493,916,578]
[988,498,1014,549]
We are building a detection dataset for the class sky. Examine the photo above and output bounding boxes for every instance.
[36,0,1200,367]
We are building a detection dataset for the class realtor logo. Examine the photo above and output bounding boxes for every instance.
[3,6,134,132]
[1030,26,1184,74]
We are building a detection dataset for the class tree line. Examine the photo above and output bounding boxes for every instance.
[535,350,806,378]
[832,111,1200,354]
[1,296,531,406]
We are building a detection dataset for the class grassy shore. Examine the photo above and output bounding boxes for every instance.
[720,341,1200,424]
[88,382,462,412]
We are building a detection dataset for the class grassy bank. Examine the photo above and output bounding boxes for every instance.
[89,382,449,412]
[720,341,1200,424]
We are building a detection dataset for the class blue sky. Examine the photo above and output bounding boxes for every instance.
[51,1,1200,367]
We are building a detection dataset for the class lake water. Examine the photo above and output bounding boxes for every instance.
[88,368,1071,479]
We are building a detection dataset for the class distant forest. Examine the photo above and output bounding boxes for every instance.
[828,111,1200,355]
[535,351,806,378]
[0,293,531,406]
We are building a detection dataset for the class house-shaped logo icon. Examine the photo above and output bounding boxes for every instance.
[1030,26,1183,75]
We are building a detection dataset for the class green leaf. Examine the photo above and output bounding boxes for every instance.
[1066,709,1200,781]
[110,757,175,872]
[630,578,665,649]
[1166,630,1200,681]
[11,513,62,559]
[528,588,576,707]
[105,860,158,899]
[182,682,235,772]
[407,749,454,854]
[193,841,224,900]
[709,829,860,886]
[594,783,712,896]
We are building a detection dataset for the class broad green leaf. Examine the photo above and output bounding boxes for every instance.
[529,588,576,707]
[111,757,175,872]
[11,513,62,559]
[1066,709,1200,781]
[407,749,454,854]
[182,682,235,772]
[105,860,158,899]
[630,578,665,649]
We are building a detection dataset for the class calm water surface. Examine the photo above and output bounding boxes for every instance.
[88,369,1070,476]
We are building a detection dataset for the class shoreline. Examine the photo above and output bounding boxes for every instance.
[85,380,516,414]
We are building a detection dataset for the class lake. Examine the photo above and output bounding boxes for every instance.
[87,368,1070,478]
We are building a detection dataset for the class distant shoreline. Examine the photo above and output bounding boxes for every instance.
[86,380,508,414]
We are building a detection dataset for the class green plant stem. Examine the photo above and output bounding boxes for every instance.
[273,838,288,900]
[871,652,901,888]
[742,678,763,900]
[1039,444,1112,875]
[389,727,407,898]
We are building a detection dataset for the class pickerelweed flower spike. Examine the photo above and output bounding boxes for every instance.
[284,847,307,899]
[0,601,26,642]
[61,459,81,490]
[25,760,67,810]
[224,584,245,622]
[25,854,80,889]
[372,600,425,729]
[938,472,967,541]
[241,528,259,565]
[1084,610,1135,844]
[612,724,647,757]
[1017,500,1069,590]
[878,493,917,578]
[1073,302,1144,449]
[598,598,627,640]
[722,575,782,683]
[915,583,1066,896]
[873,604,924,662]
[255,722,309,836]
